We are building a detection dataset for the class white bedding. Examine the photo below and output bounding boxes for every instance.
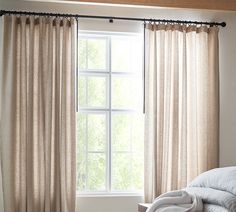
[146,190,203,212]
[188,167,236,196]
[185,187,236,211]
[204,204,228,212]
[147,167,236,212]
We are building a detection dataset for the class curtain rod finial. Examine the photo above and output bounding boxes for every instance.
[0,10,4,16]
[221,22,226,27]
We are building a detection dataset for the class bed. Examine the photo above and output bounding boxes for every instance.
[147,167,236,212]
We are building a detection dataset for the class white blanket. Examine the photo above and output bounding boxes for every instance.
[187,166,236,212]
[146,190,203,212]
[147,167,236,212]
[185,187,236,212]
[204,204,228,212]
[188,167,236,196]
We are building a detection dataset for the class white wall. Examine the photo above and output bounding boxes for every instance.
[218,14,236,168]
[1,1,236,211]
[77,195,143,212]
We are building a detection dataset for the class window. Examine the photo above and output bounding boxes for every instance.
[77,32,144,194]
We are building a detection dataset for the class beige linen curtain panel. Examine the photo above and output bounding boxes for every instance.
[0,15,76,212]
[144,24,219,202]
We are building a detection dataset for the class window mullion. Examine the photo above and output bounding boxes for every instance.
[85,40,88,107]
[85,38,89,191]
[108,36,112,193]
[85,114,88,190]
[130,115,134,189]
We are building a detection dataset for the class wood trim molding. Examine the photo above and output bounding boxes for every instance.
[70,0,236,11]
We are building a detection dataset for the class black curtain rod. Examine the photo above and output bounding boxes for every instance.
[0,10,226,27]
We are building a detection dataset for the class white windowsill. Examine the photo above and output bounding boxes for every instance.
[77,192,144,198]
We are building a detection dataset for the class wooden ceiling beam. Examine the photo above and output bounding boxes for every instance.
[70,0,236,11]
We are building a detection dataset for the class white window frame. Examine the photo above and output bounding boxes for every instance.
[77,31,144,196]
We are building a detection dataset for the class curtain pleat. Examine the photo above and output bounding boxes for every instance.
[0,15,76,212]
[144,23,219,202]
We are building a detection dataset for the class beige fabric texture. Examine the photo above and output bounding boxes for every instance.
[0,15,76,212]
[144,23,219,203]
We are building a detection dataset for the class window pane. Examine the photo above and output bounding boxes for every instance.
[112,153,132,191]
[112,113,144,191]
[79,76,107,108]
[130,37,142,74]
[87,153,106,191]
[87,76,107,107]
[111,36,142,73]
[132,114,144,152]
[78,76,86,107]
[77,151,86,191]
[77,113,107,191]
[112,113,144,152]
[79,38,87,70]
[77,113,87,152]
[77,113,87,191]
[112,152,143,192]
[112,114,131,151]
[111,37,130,72]
[88,113,106,151]
[112,76,142,109]
[132,153,143,190]
[87,38,107,70]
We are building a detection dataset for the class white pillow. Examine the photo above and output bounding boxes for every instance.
[188,167,236,195]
